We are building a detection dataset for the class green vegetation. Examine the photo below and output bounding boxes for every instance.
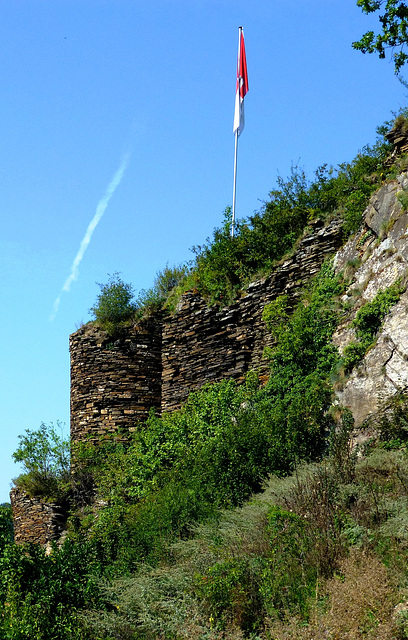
[66,261,345,573]
[377,392,408,447]
[6,438,408,639]
[136,262,192,314]
[89,272,137,336]
[353,0,408,75]
[6,257,351,638]
[190,146,389,305]
[90,114,395,319]
[187,442,408,640]
[72,397,408,639]
[0,505,13,553]
[12,422,70,500]
[342,280,405,372]
[0,539,104,640]
[5,111,408,638]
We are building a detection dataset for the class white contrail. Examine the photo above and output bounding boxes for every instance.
[50,152,130,321]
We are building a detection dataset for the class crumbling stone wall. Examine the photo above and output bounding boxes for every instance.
[10,488,66,545]
[69,217,344,433]
[161,217,344,411]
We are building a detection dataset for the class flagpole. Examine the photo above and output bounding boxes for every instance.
[231,130,238,238]
[231,26,242,238]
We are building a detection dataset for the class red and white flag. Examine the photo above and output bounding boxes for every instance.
[233,27,248,137]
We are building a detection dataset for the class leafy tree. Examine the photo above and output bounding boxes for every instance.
[353,1,408,74]
[12,421,70,498]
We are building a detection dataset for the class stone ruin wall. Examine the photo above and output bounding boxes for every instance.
[71,216,344,434]
[161,217,344,411]
[12,216,345,546]
[10,488,66,546]
[70,314,163,445]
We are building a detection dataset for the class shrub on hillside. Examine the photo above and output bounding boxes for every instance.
[0,539,103,639]
[72,261,347,573]
[89,272,137,335]
[0,505,13,552]
[192,128,390,306]
[136,262,192,313]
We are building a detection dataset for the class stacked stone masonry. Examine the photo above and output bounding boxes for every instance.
[70,314,163,444]
[70,216,344,439]
[162,218,344,411]
[10,488,66,546]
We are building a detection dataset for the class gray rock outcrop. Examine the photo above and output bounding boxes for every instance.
[333,174,408,427]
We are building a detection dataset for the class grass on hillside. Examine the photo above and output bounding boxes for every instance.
[77,438,408,640]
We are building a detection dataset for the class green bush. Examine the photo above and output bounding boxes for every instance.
[329,407,356,482]
[258,260,345,467]
[0,505,14,553]
[73,262,347,574]
[262,294,289,337]
[191,130,390,306]
[261,506,317,620]
[0,540,103,639]
[136,262,192,314]
[196,504,333,632]
[196,556,264,633]
[84,118,394,314]
[377,392,408,449]
[342,339,368,372]
[354,282,403,336]
[73,379,276,569]
[89,272,137,335]
[76,379,250,504]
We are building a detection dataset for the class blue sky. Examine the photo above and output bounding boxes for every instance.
[0,0,406,503]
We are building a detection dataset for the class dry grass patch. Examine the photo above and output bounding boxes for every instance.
[265,551,398,640]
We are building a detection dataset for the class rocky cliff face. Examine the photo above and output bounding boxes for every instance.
[333,173,408,431]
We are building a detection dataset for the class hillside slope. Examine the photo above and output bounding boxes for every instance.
[5,116,408,640]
